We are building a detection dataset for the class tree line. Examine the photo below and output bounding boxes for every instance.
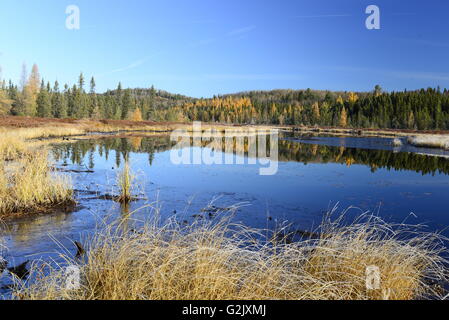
[1,65,449,130]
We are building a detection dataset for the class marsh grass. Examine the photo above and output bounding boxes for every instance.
[116,161,134,203]
[0,134,27,161]
[0,150,73,216]
[0,125,77,217]
[407,135,449,150]
[15,211,449,300]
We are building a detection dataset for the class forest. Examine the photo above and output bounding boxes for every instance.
[1,64,449,130]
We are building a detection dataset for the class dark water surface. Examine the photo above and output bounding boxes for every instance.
[1,133,449,292]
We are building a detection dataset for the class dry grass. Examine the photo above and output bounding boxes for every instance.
[0,150,73,216]
[16,212,449,300]
[0,116,275,137]
[407,135,449,150]
[0,132,27,161]
[0,123,78,217]
[116,161,134,203]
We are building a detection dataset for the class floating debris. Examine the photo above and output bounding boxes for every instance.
[200,205,235,215]
[8,260,30,280]
[74,241,85,258]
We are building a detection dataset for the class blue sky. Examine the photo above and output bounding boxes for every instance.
[0,0,448,97]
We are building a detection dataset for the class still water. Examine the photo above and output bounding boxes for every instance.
[1,133,449,291]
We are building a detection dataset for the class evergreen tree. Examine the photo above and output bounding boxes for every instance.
[121,89,133,119]
[36,80,51,117]
[78,72,85,92]
[51,81,68,118]
[339,107,348,127]
[90,77,96,94]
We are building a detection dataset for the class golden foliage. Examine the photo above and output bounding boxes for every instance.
[130,108,143,122]
[339,108,348,127]
[348,92,359,104]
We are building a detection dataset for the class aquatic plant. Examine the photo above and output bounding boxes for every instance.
[117,160,134,203]
[16,211,449,300]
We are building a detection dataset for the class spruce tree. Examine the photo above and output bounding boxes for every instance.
[36,80,51,117]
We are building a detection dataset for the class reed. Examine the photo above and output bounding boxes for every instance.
[116,161,134,203]
[16,213,449,300]
[0,132,27,161]
[0,150,73,216]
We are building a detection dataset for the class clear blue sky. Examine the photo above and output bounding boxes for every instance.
[0,0,448,97]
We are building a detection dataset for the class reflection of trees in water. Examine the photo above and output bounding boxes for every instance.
[51,136,449,175]
[278,140,449,175]
[51,136,174,168]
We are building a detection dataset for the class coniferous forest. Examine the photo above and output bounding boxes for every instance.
[2,64,449,130]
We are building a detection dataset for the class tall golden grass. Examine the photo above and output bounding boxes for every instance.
[0,150,73,216]
[0,125,77,217]
[0,134,27,161]
[16,212,449,300]
[117,161,134,203]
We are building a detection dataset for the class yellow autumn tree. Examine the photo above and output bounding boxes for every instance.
[348,92,358,104]
[312,102,320,124]
[20,63,40,116]
[0,88,12,115]
[336,96,344,105]
[28,64,40,96]
[339,108,348,127]
[130,108,143,121]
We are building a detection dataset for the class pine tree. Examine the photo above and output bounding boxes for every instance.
[36,80,52,117]
[78,72,85,92]
[67,85,76,117]
[0,68,12,115]
[90,77,96,94]
[51,81,68,118]
[121,89,133,119]
[407,111,415,129]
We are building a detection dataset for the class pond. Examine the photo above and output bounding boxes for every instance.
[1,132,449,292]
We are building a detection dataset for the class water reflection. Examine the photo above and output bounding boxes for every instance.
[51,134,449,176]
[52,135,170,169]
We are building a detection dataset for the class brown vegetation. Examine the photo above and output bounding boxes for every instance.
[15,213,449,300]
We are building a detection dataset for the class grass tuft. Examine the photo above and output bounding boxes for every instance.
[0,150,73,216]
[15,212,449,300]
[117,161,134,204]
